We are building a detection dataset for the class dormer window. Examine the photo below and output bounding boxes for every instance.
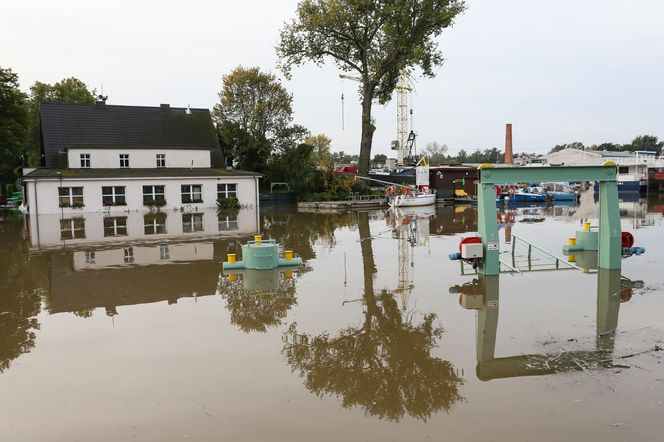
[156,154,166,168]
[80,153,90,168]
[120,154,130,168]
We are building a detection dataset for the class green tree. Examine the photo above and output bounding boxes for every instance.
[456,149,468,163]
[627,135,663,155]
[212,66,307,172]
[333,151,358,164]
[305,133,334,170]
[424,141,448,165]
[372,153,388,165]
[265,143,323,197]
[25,77,96,166]
[0,67,29,185]
[549,141,585,154]
[278,0,466,177]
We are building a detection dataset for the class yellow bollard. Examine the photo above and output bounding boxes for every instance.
[228,273,237,282]
[254,234,262,245]
[227,253,236,263]
[583,222,591,231]
[284,250,293,261]
[568,237,577,246]
[568,254,576,263]
[285,269,293,279]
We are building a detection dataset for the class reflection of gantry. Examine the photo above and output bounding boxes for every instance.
[455,270,624,381]
[389,208,431,310]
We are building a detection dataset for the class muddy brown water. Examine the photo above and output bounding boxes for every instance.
[1,193,663,441]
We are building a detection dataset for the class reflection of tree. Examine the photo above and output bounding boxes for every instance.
[282,212,463,421]
[261,210,357,261]
[0,217,48,372]
[219,273,297,333]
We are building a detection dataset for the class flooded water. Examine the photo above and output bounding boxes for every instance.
[1,193,664,441]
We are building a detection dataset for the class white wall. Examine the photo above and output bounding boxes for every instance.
[545,149,602,166]
[72,242,215,270]
[24,175,259,215]
[28,207,260,249]
[67,148,211,168]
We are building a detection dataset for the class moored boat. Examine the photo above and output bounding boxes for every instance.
[390,189,437,207]
[541,182,578,201]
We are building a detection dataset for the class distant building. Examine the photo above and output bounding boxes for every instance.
[22,102,260,216]
[545,149,659,191]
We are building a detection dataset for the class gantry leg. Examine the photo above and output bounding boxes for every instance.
[598,181,621,270]
[478,183,500,275]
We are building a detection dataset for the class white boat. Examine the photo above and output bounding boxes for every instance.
[390,189,436,207]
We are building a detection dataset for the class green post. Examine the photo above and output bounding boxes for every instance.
[596,268,621,353]
[598,181,621,270]
[476,275,499,365]
[477,182,500,275]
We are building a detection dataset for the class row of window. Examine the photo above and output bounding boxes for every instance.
[60,212,239,240]
[84,245,173,265]
[58,184,238,207]
[79,153,166,168]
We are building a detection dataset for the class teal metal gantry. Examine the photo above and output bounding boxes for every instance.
[477,164,621,275]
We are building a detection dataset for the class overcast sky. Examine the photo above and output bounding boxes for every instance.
[2,0,663,156]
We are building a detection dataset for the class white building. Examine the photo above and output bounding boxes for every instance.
[544,149,660,191]
[22,102,261,216]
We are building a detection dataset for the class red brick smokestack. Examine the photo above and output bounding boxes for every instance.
[505,123,513,164]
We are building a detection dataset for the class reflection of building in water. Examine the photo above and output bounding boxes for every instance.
[46,247,223,316]
[429,205,477,236]
[454,270,630,381]
[27,207,259,250]
[27,208,260,316]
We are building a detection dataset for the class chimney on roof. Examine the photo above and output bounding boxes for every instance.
[505,123,513,165]
[160,103,170,111]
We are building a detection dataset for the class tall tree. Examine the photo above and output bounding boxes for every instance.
[212,66,307,172]
[278,0,466,177]
[305,133,334,170]
[0,67,29,186]
[25,77,96,166]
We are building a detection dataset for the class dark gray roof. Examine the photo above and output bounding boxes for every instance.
[39,102,223,167]
[23,167,260,180]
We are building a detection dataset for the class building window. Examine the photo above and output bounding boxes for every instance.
[102,186,126,206]
[218,215,238,231]
[143,185,166,204]
[124,247,134,263]
[103,216,128,237]
[85,251,96,264]
[144,213,167,235]
[80,154,90,168]
[159,245,170,260]
[58,187,84,208]
[60,218,86,240]
[182,213,204,233]
[156,154,166,168]
[618,166,629,174]
[181,184,203,203]
[120,154,130,168]
[217,183,237,199]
